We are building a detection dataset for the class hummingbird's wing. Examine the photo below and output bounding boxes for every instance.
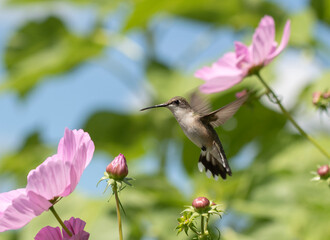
[189,91,211,116]
[201,94,248,128]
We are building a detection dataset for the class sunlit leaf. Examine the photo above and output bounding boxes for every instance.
[124,0,286,31]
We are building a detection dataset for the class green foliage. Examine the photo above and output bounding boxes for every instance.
[8,0,114,5]
[0,132,53,186]
[123,0,287,31]
[84,112,153,159]
[1,16,104,96]
[230,138,330,240]
[290,10,316,46]
[311,0,330,24]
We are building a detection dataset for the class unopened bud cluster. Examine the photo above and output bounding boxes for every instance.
[176,196,222,238]
[312,90,330,110]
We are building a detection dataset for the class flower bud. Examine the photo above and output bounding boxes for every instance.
[317,165,330,178]
[235,89,248,99]
[192,197,210,210]
[323,91,330,99]
[106,154,128,180]
[312,91,322,105]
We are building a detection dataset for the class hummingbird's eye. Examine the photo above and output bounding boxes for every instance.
[174,100,180,105]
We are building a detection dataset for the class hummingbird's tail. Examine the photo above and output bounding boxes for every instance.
[198,141,232,180]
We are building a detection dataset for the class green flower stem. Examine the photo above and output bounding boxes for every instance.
[204,216,209,234]
[199,215,209,239]
[112,182,123,240]
[49,206,72,237]
[256,72,330,159]
[201,216,205,235]
[256,89,270,100]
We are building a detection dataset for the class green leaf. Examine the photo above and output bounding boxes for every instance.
[123,0,286,31]
[289,10,316,46]
[1,16,104,96]
[229,137,330,239]
[8,0,118,5]
[83,112,153,159]
[311,0,330,24]
[0,132,53,186]
[146,60,201,101]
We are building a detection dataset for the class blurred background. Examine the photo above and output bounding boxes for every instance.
[0,0,329,239]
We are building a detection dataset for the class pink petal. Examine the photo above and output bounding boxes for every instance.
[26,155,72,199]
[66,144,87,196]
[235,41,251,63]
[234,42,254,74]
[0,189,25,213]
[66,232,90,240]
[199,72,244,93]
[215,52,238,68]
[267,42,278,55]
[34,218,89,240]
[0,190,51,232]
[195,52,239,81]
[251,15,276,65]
[195,66,215,81]
[63,217,89,240]
[35,226,62,240]
[58,128,95,168]
[27,129,95,199]
[196,52,244,93]
[58,128,77,165]
[266,19,291,63]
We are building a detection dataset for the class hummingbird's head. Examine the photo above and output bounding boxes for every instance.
[140,96,190,112]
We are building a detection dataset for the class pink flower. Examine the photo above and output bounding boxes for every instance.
[106,154,128,180]
[34,217,90,240]
[26,129,95,199]
[0,128,95,232]
[195,16,291,93]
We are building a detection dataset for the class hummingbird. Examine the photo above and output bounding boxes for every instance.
[140,92,248,180]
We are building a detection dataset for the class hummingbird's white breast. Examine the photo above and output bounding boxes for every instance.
[170,107,210,148]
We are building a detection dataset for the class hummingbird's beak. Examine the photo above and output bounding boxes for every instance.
[140,103,168,111]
